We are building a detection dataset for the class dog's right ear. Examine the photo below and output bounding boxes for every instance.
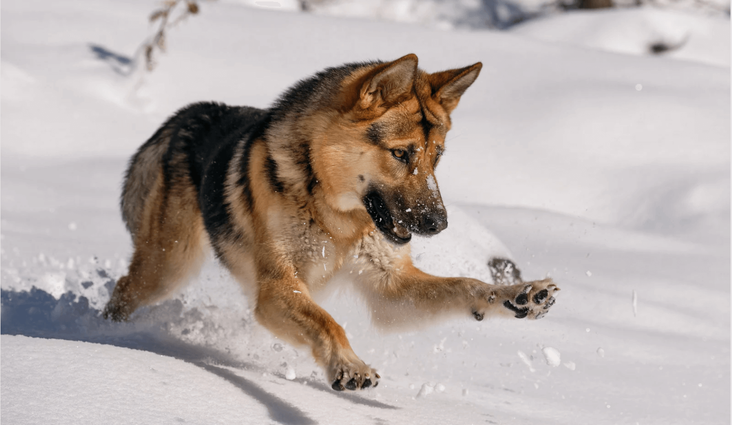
[429,62,482,115]
[357,54,418,111]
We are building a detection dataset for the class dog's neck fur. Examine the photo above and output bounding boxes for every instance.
[262,63,381,244]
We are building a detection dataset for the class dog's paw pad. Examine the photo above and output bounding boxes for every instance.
[514,284,532,305]
[345,378,358,391]
[503,279,560,319]
[533,289,549,304]
[503,300,529,318]
[330,364,379,391]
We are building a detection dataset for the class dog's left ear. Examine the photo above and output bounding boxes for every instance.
[429,62,482,114]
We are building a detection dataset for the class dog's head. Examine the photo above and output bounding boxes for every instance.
[314,54,482,244]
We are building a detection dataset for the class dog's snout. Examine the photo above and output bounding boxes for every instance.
[421,213,447,235]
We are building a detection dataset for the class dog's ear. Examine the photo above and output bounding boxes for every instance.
[358,54,418,111]
[429,62,482,114]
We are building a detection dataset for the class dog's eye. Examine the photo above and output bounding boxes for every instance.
[391,149,408,163]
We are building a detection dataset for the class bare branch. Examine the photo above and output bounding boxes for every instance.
[141,0,213,72]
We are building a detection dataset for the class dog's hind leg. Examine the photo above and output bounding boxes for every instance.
[104,171,208,321]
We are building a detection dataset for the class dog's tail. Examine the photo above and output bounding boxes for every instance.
[120,124,172,237]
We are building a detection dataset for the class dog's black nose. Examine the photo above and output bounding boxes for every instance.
[421,213,447,235]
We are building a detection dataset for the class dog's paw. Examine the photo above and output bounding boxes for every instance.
[501,278,559,319]
[102,301,129,322]
[329,359,380,391]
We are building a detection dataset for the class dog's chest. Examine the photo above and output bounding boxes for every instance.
[302,237,339,287]
[286,221,343,288]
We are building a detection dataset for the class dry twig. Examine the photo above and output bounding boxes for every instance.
[144,1,204,71]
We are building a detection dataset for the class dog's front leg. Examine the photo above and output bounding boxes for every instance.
[358,259,560,327]
[254,273,379,391]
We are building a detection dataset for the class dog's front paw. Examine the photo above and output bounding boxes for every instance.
[329,358,380,391]
[501,278,559,319]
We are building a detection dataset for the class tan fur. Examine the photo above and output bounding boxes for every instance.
[107,165,209,319]
[104,54,559,391]
[120,129,171,236]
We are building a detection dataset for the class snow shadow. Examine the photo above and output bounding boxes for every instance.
[89,44,134,75]
[469,0,533,29]
[284,375,399,409]
[201,364,317,425]
[2,287,396,423]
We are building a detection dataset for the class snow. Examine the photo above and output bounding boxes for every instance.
[542,347,562,367]
[518,350,536,372]
[426,174,438,192]
[302,0,731,31]
[2,0,729,424]
[1,336,271,424]
[285,365,297,380]
[510,7,731,68]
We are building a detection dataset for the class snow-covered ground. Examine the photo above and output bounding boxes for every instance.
[510,7,731,67]
[2,0,729,424]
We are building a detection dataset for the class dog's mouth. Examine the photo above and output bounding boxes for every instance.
[363,190,412,245]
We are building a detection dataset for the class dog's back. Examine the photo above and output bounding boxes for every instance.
[121,102,267,239]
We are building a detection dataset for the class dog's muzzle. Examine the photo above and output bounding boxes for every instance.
[363,191,412,245]
[363,190,449,244]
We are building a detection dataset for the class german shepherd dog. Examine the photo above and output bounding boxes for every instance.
[104,54,559,391]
